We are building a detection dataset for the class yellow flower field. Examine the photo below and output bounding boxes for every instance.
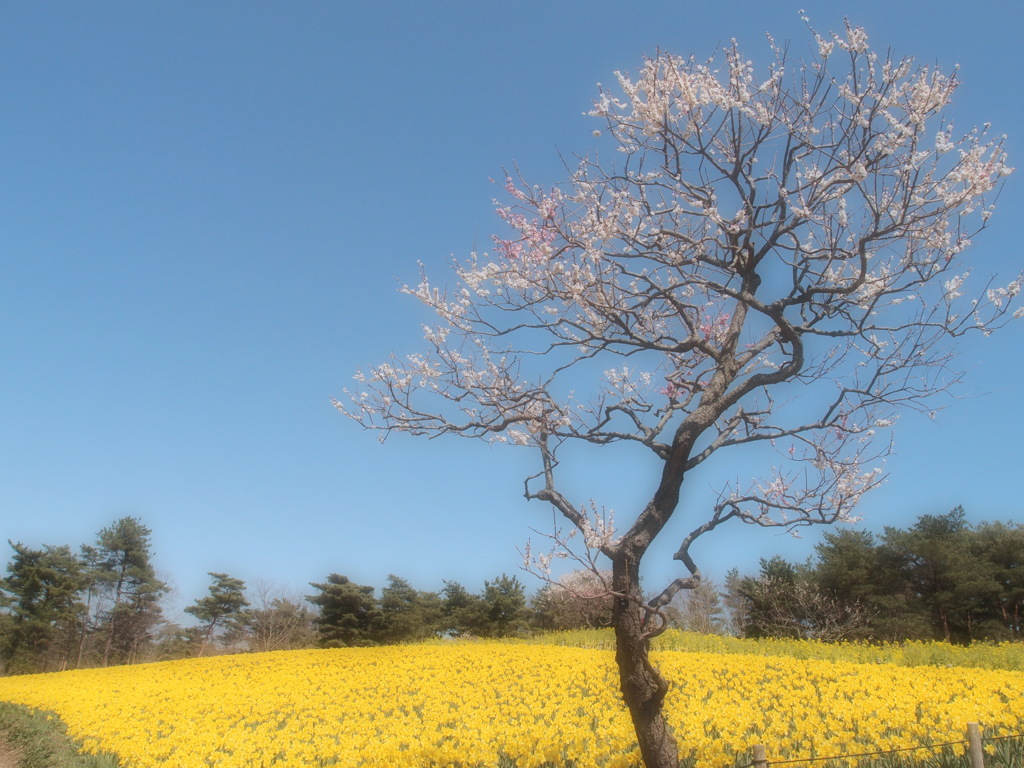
[0,642,1021,768]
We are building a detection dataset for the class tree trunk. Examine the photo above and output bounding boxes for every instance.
[103,570,127,667]
[200,620,218,657]
[612,555,679,768]
[77,585,95,669]
[102,611,117,666]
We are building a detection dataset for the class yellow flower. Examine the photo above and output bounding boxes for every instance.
[0,640,1021,767]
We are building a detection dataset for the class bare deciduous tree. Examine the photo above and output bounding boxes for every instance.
[532,568,615,630]
[338,21,1018,767]
[246,580,316,653]
[732,561,871,641]
[667,575,727,635]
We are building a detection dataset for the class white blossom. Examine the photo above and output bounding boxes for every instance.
[338,22,1019,674]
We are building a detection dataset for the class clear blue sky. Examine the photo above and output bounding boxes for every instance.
[1,2,1022,621]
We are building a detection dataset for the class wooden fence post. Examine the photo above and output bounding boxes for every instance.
[752,744,767,768]
[966,722,984,768]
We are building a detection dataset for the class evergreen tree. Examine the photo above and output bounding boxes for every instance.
[92,517,167,666]
[306,574,383,648]
[879,508,988,643]
[972,521,1024,639]
[480,574,527,637]
[0,542,86,673]
[814,530,879,603]
[416,590,443,638]
[811,529,880,640]
[378,575,440,643]
[438,580,486,636]
[185,572,249,655]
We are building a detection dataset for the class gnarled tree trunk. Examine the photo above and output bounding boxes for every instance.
[612,554,678,768]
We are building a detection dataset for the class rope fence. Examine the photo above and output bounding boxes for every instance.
[736,723,1023,768]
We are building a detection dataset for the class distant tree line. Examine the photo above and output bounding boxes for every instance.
[1,508,1020,674]
[306,573,532,647]
[0,516,588,674]
[727,508,1024,644]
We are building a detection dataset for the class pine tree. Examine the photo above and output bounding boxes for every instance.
[185,572,249,655]
[92,517,167,666]
[306,574,383,647]
[0,542,86,673]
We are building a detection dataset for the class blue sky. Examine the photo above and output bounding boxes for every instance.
[1,1,1022,621]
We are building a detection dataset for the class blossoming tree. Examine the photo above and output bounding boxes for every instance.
[338,21,1017,767]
